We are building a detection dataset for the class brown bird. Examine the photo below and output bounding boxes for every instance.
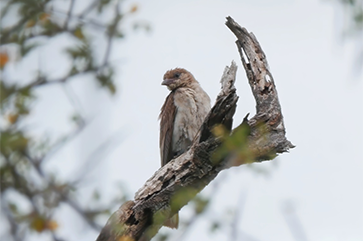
[159,68,211,229]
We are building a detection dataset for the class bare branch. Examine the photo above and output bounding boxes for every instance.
[102,1,122,66]
[64,0,76,29]
[230,190,247,241]
[51,9,106,30]
[1,201,24,241]
[22,152,103,231]
[78,0,102,19]
[281,201,308,241]
[96,17,294,241]
[225,16,294,164]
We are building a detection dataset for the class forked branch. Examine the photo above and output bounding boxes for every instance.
[96,16,294,241]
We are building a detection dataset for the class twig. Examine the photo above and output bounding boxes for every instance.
[64,0,76,29]
[71,128,127,184]
[51,9,106,29]
[23,152,103,231]
[41,123,87,164]
[0,18,29,43]
[230,190,247,241]
[0,200,24,241]
[102,1,121,66]
[281,201,308,241]
[61,83,86,125]
[9,63,110,93]
[173,176,225,241]
[78,0,102,19]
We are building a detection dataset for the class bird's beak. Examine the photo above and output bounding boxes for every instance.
[162,79,174,86]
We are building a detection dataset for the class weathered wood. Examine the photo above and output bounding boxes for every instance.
[96,16,294,241]
[225,16,294,164]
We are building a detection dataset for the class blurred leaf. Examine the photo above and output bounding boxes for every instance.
[69,66,79,75]
[97,0,112,13]
[38,12,50,22]
[210,221,220,233]
[156,234,169,241]
[129,4,138,13]
[73,26,85,40]
[26,19,36,28]
[14,89,34,115]
[8,202,19,214]
[18,0,47,18]
[106,20,121,38]
[29,216,58,232]
[30,215,46,232]
[0,130,29,157]
[20,43,39,57]
[8,33,19,44]
[40,20,62,37]
[193,196,209,214]
[71,112,83,126]
[132,21,151,32]
[0,165,14,192]
[7,113,19,124]
[96,68,116,95]
[92,189,100,201]
[46,220,59,231]
[66,42,92,62]
[211,124,229,139]
[118,236,135,241]
[356,11,363,21]
[211,118,251,165]
[0,82,17,107]
[17,86,33,97]
[66,41,94,73]
[342,0,354,5]
[171,187,199,213]
[114,30,124,39]
[0,51,9,69]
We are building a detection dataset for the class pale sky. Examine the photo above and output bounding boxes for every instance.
[1,0,363,241]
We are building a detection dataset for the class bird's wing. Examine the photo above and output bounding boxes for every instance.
[159,92,176,166]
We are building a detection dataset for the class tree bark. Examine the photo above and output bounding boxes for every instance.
[96,16,294,241]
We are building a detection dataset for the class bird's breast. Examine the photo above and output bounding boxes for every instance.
[172,87,210,153]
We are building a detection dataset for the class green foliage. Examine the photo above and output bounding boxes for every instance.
[0,82,18,108]
[0,0,139,240]
[156,233,169,241]
[211,119,252,165]
[96,67,116,95]
[170,187,200,213]
[66,40,94,72]
[97,0,113,13]
[336,0,363,33]
[192,195,210,214]
[0,130,29,157]
[209,221,220,233]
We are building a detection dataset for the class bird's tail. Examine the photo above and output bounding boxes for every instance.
[163,213,179,229]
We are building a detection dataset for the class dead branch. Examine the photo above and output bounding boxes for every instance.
[96,16,294,241]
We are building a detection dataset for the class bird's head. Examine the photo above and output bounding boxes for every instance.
[162,68,197,91]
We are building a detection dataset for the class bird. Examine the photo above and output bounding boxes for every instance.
[159,68,211,229]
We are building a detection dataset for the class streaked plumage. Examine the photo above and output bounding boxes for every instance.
[159,68,211,228]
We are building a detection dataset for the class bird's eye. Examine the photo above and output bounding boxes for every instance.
[174,73,180,78]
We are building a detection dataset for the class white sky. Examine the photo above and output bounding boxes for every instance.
[1,0,363,241]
